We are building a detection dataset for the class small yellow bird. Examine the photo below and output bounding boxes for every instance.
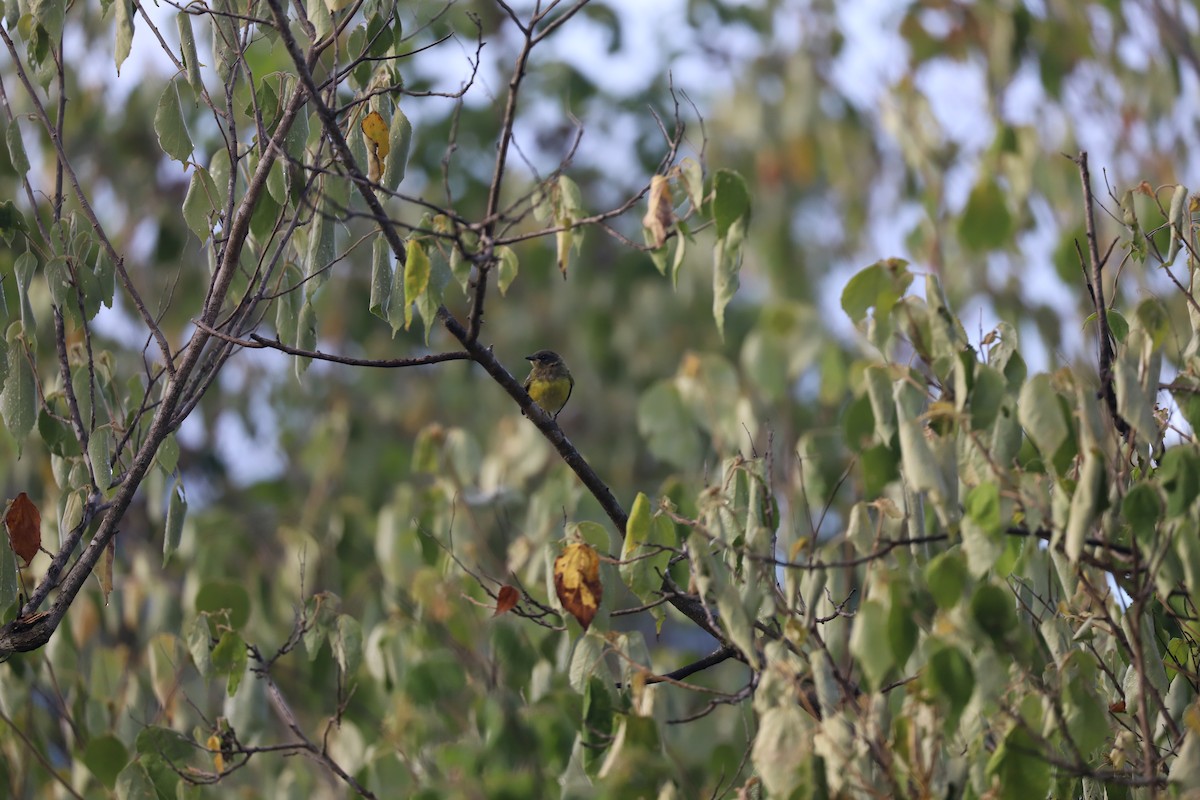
[523,350,574,419]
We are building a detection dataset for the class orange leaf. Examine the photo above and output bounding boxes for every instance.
[1109,699,1126,714]
[494,585,519,617]
[553,542,602,631]
[5,492,40,566]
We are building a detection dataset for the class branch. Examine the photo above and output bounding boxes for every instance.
[1072,151,1129,437]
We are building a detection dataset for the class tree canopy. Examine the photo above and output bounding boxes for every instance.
[2,1,1200,798]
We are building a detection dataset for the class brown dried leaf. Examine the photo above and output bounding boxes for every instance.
[5,492,40,566]
[494,585,520,617]
[553,542,602,631]
[642,174,674,249]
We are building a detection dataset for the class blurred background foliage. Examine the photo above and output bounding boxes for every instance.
[1,0,1197,797]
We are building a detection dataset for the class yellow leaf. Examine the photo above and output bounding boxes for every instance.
[207,733,224,773]
[553,542,602,630]
[361,111,390,183]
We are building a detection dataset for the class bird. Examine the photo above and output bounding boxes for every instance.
[523,350,574,420]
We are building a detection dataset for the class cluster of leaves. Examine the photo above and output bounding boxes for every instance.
[5,0,1200,798]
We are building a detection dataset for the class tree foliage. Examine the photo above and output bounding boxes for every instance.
[0,1,1199,798]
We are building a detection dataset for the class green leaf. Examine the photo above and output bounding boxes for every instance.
[210,630,248,696]
[1123,481,1163,543]
[496,246,518,296]
[194,580,251,630]
[925,643,974,726]
[717,582,759,669]
[334,614,363,678]
[83,734,128,789]
[849,599,893,690]
[369,234,392,321]
[186,615,212,678]
[0,530,18,622]
[304,202,336,293]
[1018,374,1068,458]
[383,106,412,190]
[986,726,1050,800]
[113,0,135,75]
[31,0,64,40]
[134,726,194,762]
[2,330,36,455]
[403,239,430,332]
[636,380,701,470]
[177,12,204,97]
[712,169,750,239]
[6,121,29,175]
[163,477,187,565]
[888,583,918,667]
[295,299,316,380]
[89,425,113,494]
[970,583,1016,643]
[959,177,1013,251]
[115,762,156,800]
[182,167,219,241]
[156,433,180,475]
[840,258,912,323]
[620,494,674,613]
[925,550,968,610]
[712,216,744,339]
[154,80,193,163]
[0,199,28,244]
[1064,450,1105,562]
[581,676,614,773]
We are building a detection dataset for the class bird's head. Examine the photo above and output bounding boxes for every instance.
[525,350,563,366]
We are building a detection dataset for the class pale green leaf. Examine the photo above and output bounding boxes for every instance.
[115,762,156,800]
[383,106,412,190]
[114,0,135,75]
[335,614,363,677]
[849,599,893,690]
[369,234,392,321]
[636,380,701,470]
[712,169,750,238]
[177,12,204,97]
[497,246,518,296]
[163,477,187,565]
[154,80,193,163]
[182,166,220,241]
[89,425,113,494]
[6,121,29,175]
[2,330,35,455]
[295,299,317,379]
[750,707,811,799]
[712,216,744,339]
[1017,373,1068,457]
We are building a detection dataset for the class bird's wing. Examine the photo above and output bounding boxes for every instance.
[561,374,574,412]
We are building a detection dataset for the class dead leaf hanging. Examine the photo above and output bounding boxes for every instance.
[494,585,519,617]
[4,492,40,566]
[553,542,602,631]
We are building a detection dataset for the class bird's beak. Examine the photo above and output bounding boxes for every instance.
[525,354,536,361]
